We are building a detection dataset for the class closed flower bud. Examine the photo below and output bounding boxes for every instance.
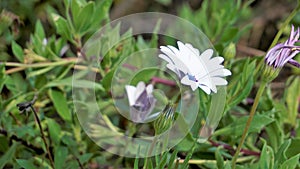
[153,103,176,135]
[223,43,236,60]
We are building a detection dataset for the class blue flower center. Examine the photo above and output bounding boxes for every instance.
[188,74,198,82]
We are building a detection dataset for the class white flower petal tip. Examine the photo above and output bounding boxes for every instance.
[159,41,231,95]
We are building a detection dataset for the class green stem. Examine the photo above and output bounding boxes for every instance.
[269,3,300,49]
[4,58,78,68]
[231,81,267,169]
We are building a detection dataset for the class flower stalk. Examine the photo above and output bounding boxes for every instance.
[30,105,55,169]
[231,81,267,168]
[269,2,300,49]
[17,97,55,168]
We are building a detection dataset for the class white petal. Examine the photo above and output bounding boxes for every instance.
[167,45,180,55]
[185,43,200,56]
[160,47,176,59]
[199,85,211,94]
[135,82,146,101]
[212,77,228,85]
[161,50,189,75]
[158,54,173,63]
[166,64,179,75]
[125,85,137,106]
[206,68,231,77]
[222,69,232,76]
[201,49,214,62]
[210,56,224,65]
[146,84,153,94]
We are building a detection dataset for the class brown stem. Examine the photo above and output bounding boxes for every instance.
[151,77,176,86]
[30,106,55,168]
[209,139,260,157]
[74,155,84,169]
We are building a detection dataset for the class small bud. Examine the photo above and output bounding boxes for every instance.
[262,64,280,83]
[223,43,236,60]
[153,103,176,135]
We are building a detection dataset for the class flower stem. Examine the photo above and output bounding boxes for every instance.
[269,2,300,49]
[30,105,55,169]
[231,81,267,169]
[151,77,176,86]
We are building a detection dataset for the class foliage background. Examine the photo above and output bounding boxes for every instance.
[0,0,300,168]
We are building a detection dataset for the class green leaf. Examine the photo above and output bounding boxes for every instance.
[256,139,274,169]
[54,146,68,169]
[130,68,158,85]
[16,159,37,169]
[215,147,224,169]
[75,2,94,34]
[220,27,238,42]
[49,89,72,122]
[101,69,115,90]
[0,64,6,93]
[134,157,139,169]
[279,154,300,169]
[226,59,255,110]
[11,41,24,62]
[0,142,17,168]
[274,140,291,168]
[168,150,178,169]
[47,118,62,144]
[175,132,196,151]
[285,77,300,126]
[27,66,55,78]
[180,149,193,169]
[92,0,112,27]
[70,0,81,21]
[286,138,300,158]
[5,73,28,95]
[46,76,104,91]
[265,121,284,152]
[52,13,72,41]
[213,115,274,137]
[145,157,153,169]
[35,20,45,41]
[33,156,52,169]
[158,152,168,169]
[79,153,93,165]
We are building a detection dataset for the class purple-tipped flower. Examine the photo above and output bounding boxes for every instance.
[263,25,300,81]
[125,82,160,123]
[265,25,300,68]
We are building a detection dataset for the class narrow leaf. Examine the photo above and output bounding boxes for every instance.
[168,150,178,169]
[52,14,72,41]
[49,89,72,122]
[279,154,300,169]
[12,41,24,62]
[16,159,36,169]
[54,146,68,169]
[0,142,17,168]
[213,115,274,137]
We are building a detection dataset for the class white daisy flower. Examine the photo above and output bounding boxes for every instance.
[159,41,231,94]
[125,82,160,123]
